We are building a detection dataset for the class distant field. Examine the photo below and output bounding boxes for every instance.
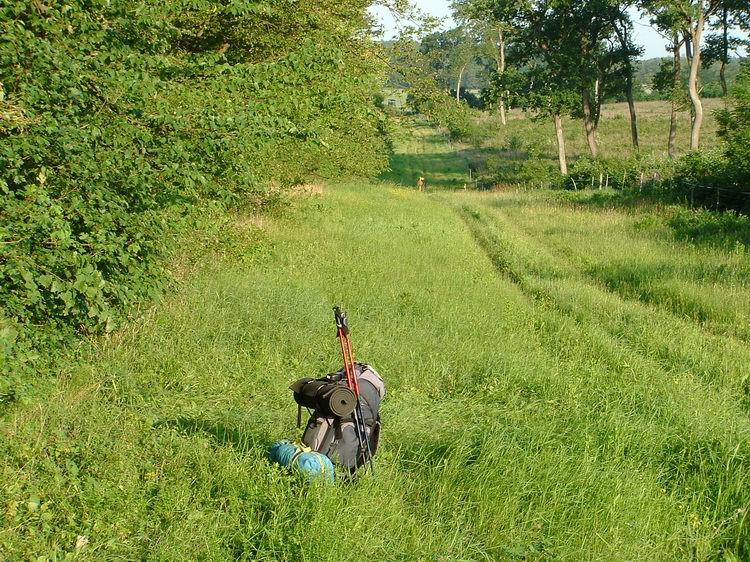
[481,98,723,159]
[384,98,727,189]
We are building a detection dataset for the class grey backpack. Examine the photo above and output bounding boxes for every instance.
[294,363,384,470]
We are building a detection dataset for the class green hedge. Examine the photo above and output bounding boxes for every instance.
[0,0,389,403]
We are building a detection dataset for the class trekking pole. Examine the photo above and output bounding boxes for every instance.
[333,307,368,463]
[333,307,375,474]
[333,307,370,458]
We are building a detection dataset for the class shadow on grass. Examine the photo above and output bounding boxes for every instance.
[656,435,750,558]
[380,151,469,189]
[547,188,750,249]
[393,436,486,474]
[668,209,750,248]
[550,188,658,210]
[154,417,272,453]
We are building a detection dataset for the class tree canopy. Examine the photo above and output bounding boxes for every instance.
[0,0,391,400]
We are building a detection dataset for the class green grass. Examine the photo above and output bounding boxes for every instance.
[2,166,750,558]
[380,118,472,190]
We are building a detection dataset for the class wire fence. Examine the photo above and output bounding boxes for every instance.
[681,182,750,212]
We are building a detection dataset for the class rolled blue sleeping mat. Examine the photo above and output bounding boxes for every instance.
[268,440,335,484]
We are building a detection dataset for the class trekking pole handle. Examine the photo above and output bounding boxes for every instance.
[333,306,350,337]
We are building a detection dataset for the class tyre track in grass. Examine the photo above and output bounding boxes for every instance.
[454,198,750,555]
[490,195,750,344]
[2,180,748,559]
[485,198,750,400]
[455,199,750,415]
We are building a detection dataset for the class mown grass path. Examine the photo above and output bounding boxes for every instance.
[379,119,472,191]
[2,175,750,560]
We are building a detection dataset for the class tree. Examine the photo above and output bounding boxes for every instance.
[496,14,582,174]
[419,27,477,101]
[652,43,690,157]
[609,5,644,150]
[507,62,580,174]
[688,0,721,147]
[646,0,725,148]
[390,34,474,138]
[523,0,616,158]
[717,61,750,185]
[701,0,750,97]
[641,0,692,155]
[452,0,529,125]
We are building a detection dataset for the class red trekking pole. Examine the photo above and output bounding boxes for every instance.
[334,307,375,474]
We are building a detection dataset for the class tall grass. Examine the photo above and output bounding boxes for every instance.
[2,180,749,560]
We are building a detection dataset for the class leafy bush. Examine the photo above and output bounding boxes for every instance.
[657,62,750,214]
[672,151,729,186]
[504,135,524,153]
[668,207,750,249]
[0,0,390,403]
[717,61,750,187]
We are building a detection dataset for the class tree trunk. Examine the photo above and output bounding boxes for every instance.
[720,7,728,97]
[668,37,680,158]
[456,64,466,102]
[554,112,568,175]
[688,7,705,149]
[581,86,599,157]
[594,77,603,129]
[625,71,639,151]
[497,29,507,125]
[613,18,639,151]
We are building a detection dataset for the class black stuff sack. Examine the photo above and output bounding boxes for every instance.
[290,363,384,471]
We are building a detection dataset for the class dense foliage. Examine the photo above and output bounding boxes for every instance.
[718,62,750,185]
[389,37,475,140]
[0,0,390,402]
[663,62,750,212]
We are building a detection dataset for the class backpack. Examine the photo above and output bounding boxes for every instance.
[291,363,384,470]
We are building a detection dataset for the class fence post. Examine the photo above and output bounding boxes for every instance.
[690,185,694,208]
[605,174,609,189]
[717,187,721,210]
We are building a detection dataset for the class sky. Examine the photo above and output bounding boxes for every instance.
[368,0,747,60]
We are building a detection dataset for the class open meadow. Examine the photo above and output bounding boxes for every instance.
[4,2,748,558]
[492,99,724,160]
[2,124,750,559]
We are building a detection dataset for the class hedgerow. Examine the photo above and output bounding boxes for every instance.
[0,0,390,403]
